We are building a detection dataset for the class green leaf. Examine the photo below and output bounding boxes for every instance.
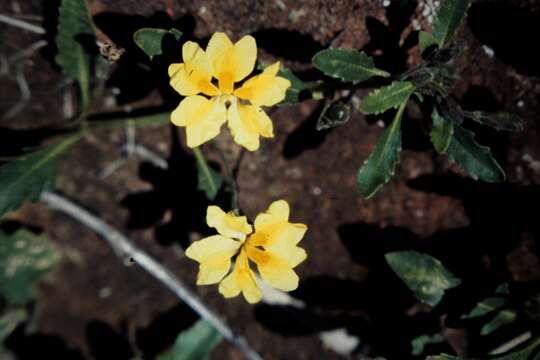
[460,292,517,336]
[480,309,517,336]
[447,125,505,182]
[419,31,438,53]
[0,230,60,305]
[428,337,540,360]
[55,0,96,109]
[316,100,351,130]
[432,0,472,48]
[357,101,406,198]
[385,251,461,306]
[431,107,454,154]
[0,135,80,218]
[133,28,183,59]
[157,320,222,360]
[465,111,525,132]
[0,308,28,342]
[312,48,390,84]
[193,148,223,201]
[359,81,415,115]
[461,297,507,319]
[277,68,306,106]
[412,333,445,356]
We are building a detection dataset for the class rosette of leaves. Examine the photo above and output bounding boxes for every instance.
[311,0,523,198]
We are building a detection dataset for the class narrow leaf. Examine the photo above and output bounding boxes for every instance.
[0,229,60,305]
[385,251,461,306]
[480,309,517,336]
[465,111,525,132]
[432,0,472,47]
[134,28,183,59]
[461,297,507,319]
[157,320,222,360]
[359,81,415,115]
[55,0,96,108]
[357,101,406,198]
[430,107,454,154]
[0,135,80,218]
[193,148,223,201]
[312,48,390,84]
[316,100,351,130]
[428,337,540,360]
[447,125,505,182]
[412,334,444,356]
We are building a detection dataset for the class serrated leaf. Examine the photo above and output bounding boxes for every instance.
[312,48,390,84]
[359,81,415,115]
[385,251,461,306]
[447,125,505,182]
[432,0,471,48]
[193,149,223,201]
[0,230,60,305]
[0,308,28,342]
[157,320,222,360]
[465,111,525,132]
[412,333,444,356]
[277,68,306,106]
[419,31,438,53]
[55,0,96,109]
[0,135,80,218]
[316,100,351,130]
[133,28,183,59]
[431,107,454,154]
[357,102,406,198]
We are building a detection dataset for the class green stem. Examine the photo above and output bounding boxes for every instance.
[210,143,239,210]
[193,147,222,202]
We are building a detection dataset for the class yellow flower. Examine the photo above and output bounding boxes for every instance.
[169,32,291,150]
[185,200,307,304]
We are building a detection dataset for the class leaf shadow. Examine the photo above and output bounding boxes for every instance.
[92,11,197,106]
[120,127,231,249]
[468,2,540,77]
[5,325,84,360]
[282,101,329,159]
[251,28,325,63]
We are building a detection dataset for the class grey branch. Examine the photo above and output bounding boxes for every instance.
[41,191,263,360]
[0,13,45,34]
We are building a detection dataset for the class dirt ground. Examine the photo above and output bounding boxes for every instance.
[1,0,540,359]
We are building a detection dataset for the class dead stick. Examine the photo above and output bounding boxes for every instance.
[40,190,263,360]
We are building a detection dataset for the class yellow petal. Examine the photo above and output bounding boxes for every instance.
[219,249,262,303]
[182,41,205,65]
[206,32,233,65]
[246,246,300,292]
[168,42,219,97]
[169,63,219,97]
[185,235,241,262]
[227,100,274,151]
[254,199,290,230]
[171,96,227,148]
[230,35,257,82]
[206,33,257,93]
[206,205,252,240]
[234,62,291,106]
[185,235,242,285]
[247,224,307,267]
